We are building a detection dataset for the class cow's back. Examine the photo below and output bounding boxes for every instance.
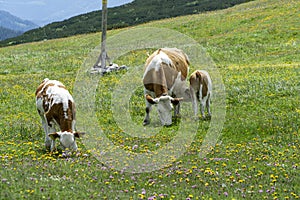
[35,79,74,118]
[145,48,189,79]
[143,48,190,97]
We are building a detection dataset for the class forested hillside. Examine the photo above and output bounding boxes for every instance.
[0,0,253,46]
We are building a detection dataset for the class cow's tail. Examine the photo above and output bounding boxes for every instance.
[157,48,162,54]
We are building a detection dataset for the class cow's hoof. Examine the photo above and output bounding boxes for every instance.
[45,145,51,152]
[175,114,181,118]
[143,120,150,126]
[202,115,211,121]
[192,116,199,121]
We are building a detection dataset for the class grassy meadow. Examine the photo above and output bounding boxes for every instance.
[0,0,299,199]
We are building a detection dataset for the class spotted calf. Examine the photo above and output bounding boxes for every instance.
[189,70,212,119]
[35,78,84,152]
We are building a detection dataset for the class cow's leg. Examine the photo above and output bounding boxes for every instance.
[45,113,57,152]
[72,119,76,132]
[198,85,205,119]
[200,100,205,119]
[206,93,211,119]
[174,102,181,117]
[190,87,198,117]
[40,116,51,151]
[45,133,51,151]
[143,101,152,126]
[48,123,57,152]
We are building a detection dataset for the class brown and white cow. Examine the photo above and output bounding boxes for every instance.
[143,48,191,126]
[189,70,212,119]
[35,78,84,152]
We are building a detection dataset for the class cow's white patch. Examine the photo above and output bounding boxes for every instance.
[159,51,173,66]
[57,131,78,151]
[170,72,189,97]
[143,51,173,77]
[146,95,175,126]
[156,96,173,126]
[36,97,44,112]
[45,84,74,119]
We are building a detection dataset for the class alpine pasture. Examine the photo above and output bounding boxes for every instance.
[0,0,299,199]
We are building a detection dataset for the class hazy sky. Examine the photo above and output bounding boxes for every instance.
[0,0,133,26]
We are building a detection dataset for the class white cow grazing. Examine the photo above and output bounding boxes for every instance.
[143,48,191,126]
[35,78,85,152]
[189,70,212,119]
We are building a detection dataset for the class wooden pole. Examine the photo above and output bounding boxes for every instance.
[100,0,108,68]
[95,0,110,68]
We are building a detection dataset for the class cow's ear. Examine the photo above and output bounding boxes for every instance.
[48,132,60,140]
[196,71,202,78]
[145,94,158,104]
[74,132,85,138]
[171,97,183,105]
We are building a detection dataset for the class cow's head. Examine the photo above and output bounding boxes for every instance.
[48,131,85,151]
[146,94,182,126]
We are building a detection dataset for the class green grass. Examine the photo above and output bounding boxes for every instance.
[0,0,299,199]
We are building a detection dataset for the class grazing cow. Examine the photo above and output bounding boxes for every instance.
[189,70,212,119]
[35,78,84,152]
[143,48,191,126]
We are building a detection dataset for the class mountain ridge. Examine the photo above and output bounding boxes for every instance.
[0,0,253,46]
[0,26,23,41]
[0,10,39,41]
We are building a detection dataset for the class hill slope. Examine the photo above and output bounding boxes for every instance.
[146,0,299,67]
[0,0,299,199]
[0,0,253,46]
